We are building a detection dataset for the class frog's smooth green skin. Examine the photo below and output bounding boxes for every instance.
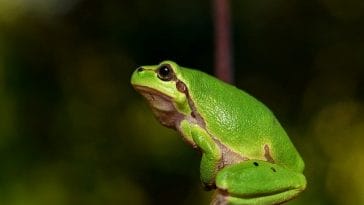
[130,61,306,205]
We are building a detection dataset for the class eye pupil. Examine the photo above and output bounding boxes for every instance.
[157,65,174,81]
[159,66,170,77]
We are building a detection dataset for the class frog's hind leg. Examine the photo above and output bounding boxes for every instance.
[212,160,306,205]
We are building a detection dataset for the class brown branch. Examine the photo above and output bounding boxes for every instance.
[213,0,233,83]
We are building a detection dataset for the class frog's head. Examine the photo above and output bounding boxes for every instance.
[131,60,191,127]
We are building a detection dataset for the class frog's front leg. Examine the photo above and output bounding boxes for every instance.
[213,160,307,205]
[179,120,222,188]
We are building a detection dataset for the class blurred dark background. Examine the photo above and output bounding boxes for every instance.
[0,0,364,204]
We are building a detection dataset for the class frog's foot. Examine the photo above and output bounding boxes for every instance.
[212,160,306,205]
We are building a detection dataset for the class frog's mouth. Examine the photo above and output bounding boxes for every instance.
[133,85,183,128]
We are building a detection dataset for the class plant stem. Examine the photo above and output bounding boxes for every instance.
[213,0,234,83]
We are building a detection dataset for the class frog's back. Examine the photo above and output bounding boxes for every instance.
[179,67,304,173]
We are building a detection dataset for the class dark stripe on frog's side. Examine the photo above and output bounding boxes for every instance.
[176,80,206,128]
[264,144,275,163]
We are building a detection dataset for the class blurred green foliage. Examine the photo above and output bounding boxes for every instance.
[0,0,363,204]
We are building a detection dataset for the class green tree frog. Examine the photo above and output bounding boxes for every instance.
[130,61,306,205]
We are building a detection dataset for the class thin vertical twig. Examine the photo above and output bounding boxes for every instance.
[213,0,233,83]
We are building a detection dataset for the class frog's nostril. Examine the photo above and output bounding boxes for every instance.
[137,67,144,72]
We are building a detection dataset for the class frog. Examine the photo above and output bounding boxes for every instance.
[130,60,306,205]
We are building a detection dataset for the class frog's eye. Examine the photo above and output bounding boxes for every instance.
[157,64,174,81]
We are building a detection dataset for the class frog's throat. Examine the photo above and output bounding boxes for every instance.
[132,85,186,128]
